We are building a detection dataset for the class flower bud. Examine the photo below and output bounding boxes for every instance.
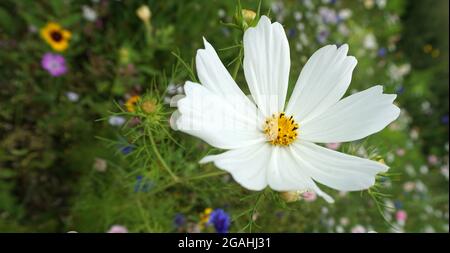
[242,9,256,24]
[280,191,302,203]
[136,5,151,23]
[142,100,157,114]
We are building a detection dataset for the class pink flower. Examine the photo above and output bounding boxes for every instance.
[351,225,366,233]
[339,217,350,226]
[302,191,317,202]
[107,225,128,233]
[396,148,405,156]
[41,52,67,76]
[396,210,408,223]
[427,155,439,165]
[403,182,416,192]
[325,143,341,150]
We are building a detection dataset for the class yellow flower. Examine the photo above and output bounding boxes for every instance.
[40,22,72,52]
[125,95,141,112]
[200,208,213,225]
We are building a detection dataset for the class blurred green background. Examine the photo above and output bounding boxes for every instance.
[0,0,448,233]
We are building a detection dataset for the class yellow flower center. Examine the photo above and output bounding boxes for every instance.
[263,112,299,146]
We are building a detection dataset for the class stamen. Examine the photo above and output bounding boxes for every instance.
[263,112,299,146]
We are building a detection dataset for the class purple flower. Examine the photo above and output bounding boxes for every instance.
[174,213,186,228]
[316,29,330,44]
[208,209,231,233]
[377,47,387,57]
[441,115,449,125]
[120,145,134,155]
[107,225,128,233]
[41,53,67,76]
[396,85,405,95]
[287,28,297,39]
[319,7,338,24]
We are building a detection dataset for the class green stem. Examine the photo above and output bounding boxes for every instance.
[144,21,153,47]
[249,192,264,232]
[136,198,152,231]
[150,170,227,195]
[187,171,227,181]
[232,46,243,79]
[147,127,179,182]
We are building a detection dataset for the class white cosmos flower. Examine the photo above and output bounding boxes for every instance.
[170,16,400,203]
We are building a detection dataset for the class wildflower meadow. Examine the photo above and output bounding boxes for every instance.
[0,0,448,234]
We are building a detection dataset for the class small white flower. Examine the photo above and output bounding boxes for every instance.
[338,24,350,37]
[424,226,435,233]
[293,11,302,21]
[171,16,399,203]
[388,63,411,81]
[335,225,344,233]
[339,217,350,226]
[82,5,97,22]
[303,0,314,10]
[376,0,387,9]
[351,225,366,233]
[338,9,353,20]
[363,33,378,50]
[420,165,429,174]
[66,91,79,102]
[319,7,338,24]
[217,9,226,18]
[108,116,126,127]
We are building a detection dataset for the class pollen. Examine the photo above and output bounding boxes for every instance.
[263,112,299,146]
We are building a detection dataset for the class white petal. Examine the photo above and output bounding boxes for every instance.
[267,146,335,203]
[196,38,255,110]
[174,81,265,149]
[243,16,291,117]
[300,85,400,143]
[200,143,334,203]
[200,143,271,190]
[286,44,357,123]
[291,141,388,191]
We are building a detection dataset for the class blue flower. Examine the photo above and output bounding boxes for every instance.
[441,115,449,125]
[287,28,297,39]
[120,145,134,155]
[377,47,387,57]
[174,213,186,228]
[208,209,231,233]
[394,200,403,209]
[396,85,405,95]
